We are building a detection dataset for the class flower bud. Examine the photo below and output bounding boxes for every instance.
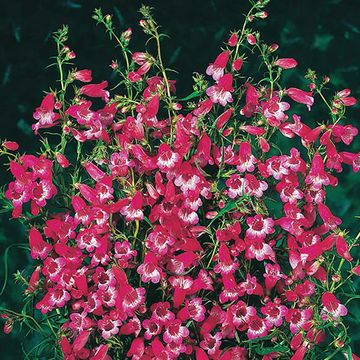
[323,76,330,84]
[275,58,298,69]
[172,102,182,110]
[222,127,233,136]
[56,153,70,168]
[255,11,268,19]
[247,34,257,45]
[110,60,118,70]
[54,101,62,110]
[68,51,76,59]
[63,125,70,134]
[334,339,345,348]
[259,137,270,152]
[3,320,13,334]
[228,33,238,47]
[139,19,149,30]
[2,141,19,151]
[232,58,243,71]
[206,211,218,219]
[121,27,132,43]
[268,43,279,52]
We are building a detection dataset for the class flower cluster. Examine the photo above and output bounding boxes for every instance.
[1,1,359,359]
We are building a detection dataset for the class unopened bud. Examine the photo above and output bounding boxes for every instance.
[247,34,257,45]
[110,60,118,70]
[268,43,279,52]
[334,339,345,348]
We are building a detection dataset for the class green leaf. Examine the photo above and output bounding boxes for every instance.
[178,91,201,101]
[346,346,353,359]
[255,345,289,355]
[208,200,237,227]
[143,216,154,229]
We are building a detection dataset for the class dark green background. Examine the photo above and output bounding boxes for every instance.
[0,0,359,358]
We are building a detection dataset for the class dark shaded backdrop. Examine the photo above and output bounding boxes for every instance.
[0,0,359,358]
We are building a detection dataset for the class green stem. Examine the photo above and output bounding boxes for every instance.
[234,2,258,59]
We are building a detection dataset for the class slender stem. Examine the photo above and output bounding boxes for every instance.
[56,43,65,93]
[234,2,258,59]
[153,30,176,144]
[207,239,219,268]
[316,88,333,113]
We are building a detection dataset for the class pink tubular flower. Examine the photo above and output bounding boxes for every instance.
[275,58,298,69]
[177,297,206,322]
[169,276,193,308]
[146,226,175,255]
[334,234,353,261]
[25,266,41,293]
[29,228,52,260]
[321,292,347,320]
[80,81,110,102]
[206,51,230,81]
[241,83,259,118]
[215,108,233,129]
[69,312,93,332]
[238,274,263,296]
[286,87,314,110]
[120,192,144,221]
[142,318,162,340]
[285,308,313,334]
[317,203,342,230]
[334,88,357,107]
[245,238,275,262]
[98,315,122,339]
[305,153,332,191]
[261,301,288,327]
[214,243,239,275]
[163,319,189,344]
[236,141,257,172]
[226,175,246,199]
[200,332,222,356]
[74,69,92,82]
[137,252,163,283]
[206,73,234,106]
[264,263,287,290]
[151,302,175,324]
[262,96,290,126]
[246,215,274,240]
[156,143,182,172]
[32,93,61,134]
[340,151,360,172]
[247,316,269,339]
[46,286,71,308]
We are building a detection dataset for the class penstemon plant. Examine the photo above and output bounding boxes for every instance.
[1,0,359,359]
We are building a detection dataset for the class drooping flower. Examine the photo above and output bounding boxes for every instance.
[206,51,230,81]
[32,93,61,134]
[286,88,314,110]
[321,292,347,320]
[275,58,298,69]
[206,73,234,106]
